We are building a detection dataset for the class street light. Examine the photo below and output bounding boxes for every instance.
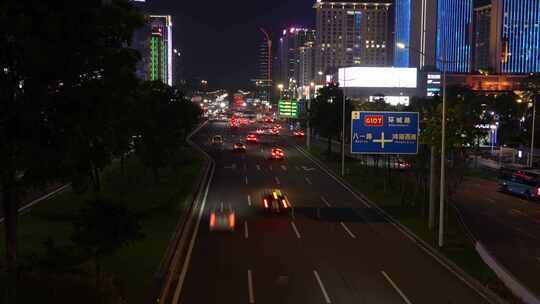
[397,41,448,248]
[277,84,284,99]
[307,82,316,150]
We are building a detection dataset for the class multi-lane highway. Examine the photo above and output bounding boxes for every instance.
[169,120,492,304]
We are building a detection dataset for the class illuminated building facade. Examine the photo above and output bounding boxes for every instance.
[436,0,473,73]
[394,0,437,69]
[314,0,393,83]
[278,27,316,91]
[148,15,173,85]
[492,0,540,73]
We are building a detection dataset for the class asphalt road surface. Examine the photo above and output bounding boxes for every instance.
[454,177,540,298]
[175,121,489,304]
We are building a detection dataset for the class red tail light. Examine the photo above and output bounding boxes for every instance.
[209,214,216,227]
[229,213,235,228]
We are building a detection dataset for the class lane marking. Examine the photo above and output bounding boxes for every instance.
[281,165,287,171]
[171,164,214,303]
[275,176,281,185]
[510,209,524,216]
[245,176,249,185]
[256,165,261,171]
[244,222,249,239]
[247,195,252,206]
[305,177,313,185]
[269,165,273,171]
[247,270,255,303]
[486,198,496,204]
[313,270,332,304]
[290,221,301,238]
[340,222,356,239]
[321,196,332,207]
[381,271,412,304]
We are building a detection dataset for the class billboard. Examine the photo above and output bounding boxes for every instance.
[278,99,298,118]
[338,67,417,88]
[351,111,419,155]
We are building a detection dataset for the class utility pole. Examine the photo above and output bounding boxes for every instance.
[341,68,346,177]
[429,146,436,230]
[438,41,447,248]
[530,97,536,167]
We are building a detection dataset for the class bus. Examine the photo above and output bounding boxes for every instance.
[498,167,540,201]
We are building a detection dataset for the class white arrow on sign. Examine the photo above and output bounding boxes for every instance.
[302,166,316,171]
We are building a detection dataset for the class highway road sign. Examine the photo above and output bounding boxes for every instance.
[351,111,419,155]
[278,99,298,118]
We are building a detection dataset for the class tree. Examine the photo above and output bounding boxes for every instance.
[310,84,353,155]
[71,198,143,294]
[134,81,196,182]
[0,0,143,300]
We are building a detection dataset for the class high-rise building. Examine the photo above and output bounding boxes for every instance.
[278,27,316,91]
[394,0,438,69]
[148,15,173,86]
[473,4,492,71]
[489,0,540,74]
[436,0,473,73]
[253,35,273,103]
[314,0,393,83]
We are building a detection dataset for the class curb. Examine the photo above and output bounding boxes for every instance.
[295,144,506,304]
[147,121,215,304]
[0,183,71,224]
[451,200,540,304]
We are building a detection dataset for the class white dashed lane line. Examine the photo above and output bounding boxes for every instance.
[247,195,252,206]
[340,222,357,239]
[321,196,332,207]
[381,271,412,304]
[313,270,332,304]
[275,176,281,185]
[247,270,255,303]
[305,177,312,185]
[290,221,301,238]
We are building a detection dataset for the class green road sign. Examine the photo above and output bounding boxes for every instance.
[278,99,298,118]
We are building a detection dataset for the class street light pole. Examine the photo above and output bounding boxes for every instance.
[530,98,537,167]
[438,41,447,248]
[342,69,346,177]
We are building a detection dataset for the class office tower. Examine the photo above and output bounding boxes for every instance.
[473,4,492,71]
[436,0,473,73]
[254,34,273,102]
[314,0,393,82]
[298,41,316,88]
[394,0,438,69]
[148,15,173,85]
[490,0,540,73]
[279,28,316,90]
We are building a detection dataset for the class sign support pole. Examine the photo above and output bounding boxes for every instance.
[341,69,346,177]
[438,41,447,248]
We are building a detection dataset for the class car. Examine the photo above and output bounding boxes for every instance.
[233,142,247,152]
[270,128,280,136]
[211,135,223,145]
[262,189,289,213]
[209,206,235,231]
[246,134,258,143]
[255,128,264,135]
[270,147,284,160]
[293,130,305,137]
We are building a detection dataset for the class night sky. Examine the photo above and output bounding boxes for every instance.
[144,0,316,90]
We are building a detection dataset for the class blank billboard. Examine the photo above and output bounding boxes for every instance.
[338,67,417,88]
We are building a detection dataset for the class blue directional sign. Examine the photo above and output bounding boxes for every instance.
[351,111,419,155]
